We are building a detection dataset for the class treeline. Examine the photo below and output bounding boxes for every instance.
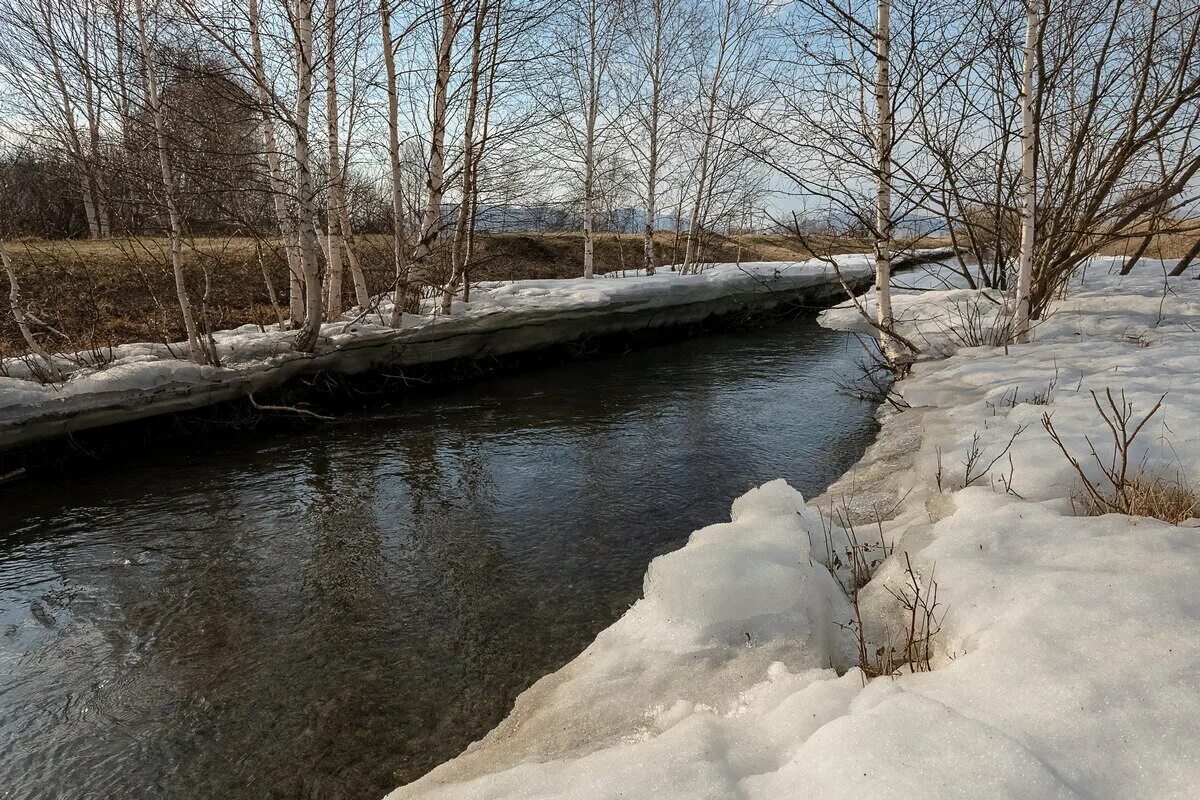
[0,0,1198,364]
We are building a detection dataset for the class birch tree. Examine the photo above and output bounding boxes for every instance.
[249,0,305,321]
[544,0,622,278]
[1012,0,1039,343]
[408,0,464,297]
[1010,0,1200,322]
[292,0,326,351]
[680,0,767,274]
[133,0,212,364]
[440,0,491,314]
[322,0,370,318]
[622,0,695,274]
[0,0,113,238]
[1,241,62,381]
[381,0,409,326]
[873,0,896,357]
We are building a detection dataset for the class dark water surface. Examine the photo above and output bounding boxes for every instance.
[0,317,878,800]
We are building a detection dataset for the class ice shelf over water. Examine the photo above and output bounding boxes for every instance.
[0,258,873,451]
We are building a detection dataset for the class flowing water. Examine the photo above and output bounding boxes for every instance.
[0,316,878,800]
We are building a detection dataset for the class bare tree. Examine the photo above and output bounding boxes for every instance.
[1012,0,1041,343]
[873,0,897,356]
[542,0,623,278]
[408,0,465,293]
[381,0,410,325]
[440,0,490,314]
[621,0,695,274]
[292,0,327,351]
[249,0,305,322]
[133,0,212,364]
[680,0,765,274]
[1,240,62,381]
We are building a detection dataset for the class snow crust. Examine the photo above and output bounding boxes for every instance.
[389,256,1200,800]
[0,258,872,449]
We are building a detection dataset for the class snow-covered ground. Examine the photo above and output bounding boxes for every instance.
[388,257,1200,800]
[0,259,874,450]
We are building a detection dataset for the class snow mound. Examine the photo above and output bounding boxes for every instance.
[389,479,856,799]
[389,258,1200,800]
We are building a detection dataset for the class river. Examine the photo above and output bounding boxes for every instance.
[0,315,878,800]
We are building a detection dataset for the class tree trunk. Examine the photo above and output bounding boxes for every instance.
[462,0,502,304]
[442,0,488,315]
[581,0,600,279]
[2,242,62,381]
[324,0,344,319]
[643,25,661,276]
[381,0,408,326]
[1119,228,1155,275]
[410,0,455,300]
[250,0,305,322]
[292,0,325,352]
[44,27,101,240]
[1014,0,1039,344]
[134,0,208,365]
[874,0,896,359]
[681,6,730,276]
[1169,236,1200,276]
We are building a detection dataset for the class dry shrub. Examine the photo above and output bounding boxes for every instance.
[1043,388,1200,525]
[821,499,944,679]
[1076,470,1200,525]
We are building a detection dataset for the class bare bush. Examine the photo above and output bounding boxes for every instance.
[820,499,944,678]
[1042,388,1198,524]
[935,424,1026,492]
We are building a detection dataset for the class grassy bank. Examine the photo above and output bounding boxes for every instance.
[3,228,1192,360]
[0,232,824,359]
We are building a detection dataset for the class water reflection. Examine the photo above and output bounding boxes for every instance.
[0,317,877,800]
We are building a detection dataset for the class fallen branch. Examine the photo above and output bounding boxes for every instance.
[247,392,334,420]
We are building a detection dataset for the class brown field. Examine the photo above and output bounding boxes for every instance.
[0,231,827,359]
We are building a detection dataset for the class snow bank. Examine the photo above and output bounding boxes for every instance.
[389,256,1200,800]
[0,259,872,451]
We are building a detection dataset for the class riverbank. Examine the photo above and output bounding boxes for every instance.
[389,257,1200,799]
[0,259,876,459]
[0,233,825,358]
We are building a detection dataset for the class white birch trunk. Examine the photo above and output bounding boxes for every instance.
[411,0,454,290]
[80,8,110,237]
[323,0,344,320]
[582,0,599,279]
[134,0,207,365]
[292,0,326,352]
[249,0,305,322]
[442,0,488,315]
[874,0,897,360]
[681,8,728,276]
[42,17,101,240]
[1014,0,1039,344]
[644,65,660,275]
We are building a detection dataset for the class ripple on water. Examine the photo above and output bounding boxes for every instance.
[0,318,878,800]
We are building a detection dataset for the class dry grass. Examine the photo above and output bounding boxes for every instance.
[1076,471,1200,525]
[0,231,825,358]
[0,228,957,358]
[1091,223,1200,260]
[1043,388,1200,525]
